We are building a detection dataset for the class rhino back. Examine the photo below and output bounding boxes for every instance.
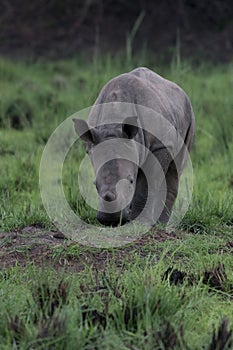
[129,67,194,132]
[88,67,194,148]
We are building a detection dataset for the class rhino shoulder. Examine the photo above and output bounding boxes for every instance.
[130,67,182,91]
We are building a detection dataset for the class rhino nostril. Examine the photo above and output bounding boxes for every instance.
[103,191,116,202]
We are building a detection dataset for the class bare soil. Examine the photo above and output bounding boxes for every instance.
[0,225,180,271]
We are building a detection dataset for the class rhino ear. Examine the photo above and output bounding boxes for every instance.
[72,118,94,143]
[122,116,138,139]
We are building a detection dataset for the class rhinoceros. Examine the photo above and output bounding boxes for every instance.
[73,67,195,226]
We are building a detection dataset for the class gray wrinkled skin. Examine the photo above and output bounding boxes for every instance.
[73,67,195,226]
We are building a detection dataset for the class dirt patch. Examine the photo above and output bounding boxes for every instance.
[0,225,181,271]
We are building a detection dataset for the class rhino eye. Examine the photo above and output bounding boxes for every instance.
[127,175,134,184]
[86,146,93,154]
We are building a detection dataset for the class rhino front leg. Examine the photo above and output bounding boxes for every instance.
[130,167,158,225]
[158,161,179,224]
[131,154,168,225]
[130,168,148,221]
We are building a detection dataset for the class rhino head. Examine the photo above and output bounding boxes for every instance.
[73,117,139,226]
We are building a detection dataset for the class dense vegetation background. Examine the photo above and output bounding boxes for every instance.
[0,0,232,61]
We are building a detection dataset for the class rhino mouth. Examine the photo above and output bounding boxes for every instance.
[97,211,130,226]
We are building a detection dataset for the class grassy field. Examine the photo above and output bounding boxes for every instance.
[0,54,233,349]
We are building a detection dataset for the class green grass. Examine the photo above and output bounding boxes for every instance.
[0,54,233,348]
[1,244,233,349]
